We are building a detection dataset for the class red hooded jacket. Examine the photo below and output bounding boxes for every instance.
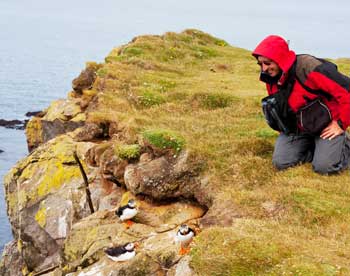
[253,35,350,130]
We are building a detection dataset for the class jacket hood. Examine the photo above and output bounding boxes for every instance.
[252,35,296,73]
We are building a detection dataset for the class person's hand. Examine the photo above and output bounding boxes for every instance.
[320,120,344,140]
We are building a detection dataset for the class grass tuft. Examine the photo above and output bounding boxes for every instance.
[114,143,141,160]
[137,89,166,107]
[142,129,185,152]
[191,92,237,109]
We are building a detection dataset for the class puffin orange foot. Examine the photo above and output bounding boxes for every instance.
[179,246,190,255]
[123,220,134,229]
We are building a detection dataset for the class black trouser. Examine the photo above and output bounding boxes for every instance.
[272,132,350,174]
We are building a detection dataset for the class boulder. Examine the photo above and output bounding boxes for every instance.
[2,135,97,273]
[66,254,161,276]
[25,98,85,151]
[25,110,45,117]
[166,255,198,276]
[124,150,200,200]
[72,66,97,94]
[20,214,61,272]
[0,119,27,130]
[73,123,104,142]
[0,240,25,276]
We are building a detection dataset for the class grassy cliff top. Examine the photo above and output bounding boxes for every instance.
[78,29,350,275]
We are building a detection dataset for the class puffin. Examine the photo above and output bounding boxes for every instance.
[116,199,138,228]
[105,242,137,262]
[174,224,195,255]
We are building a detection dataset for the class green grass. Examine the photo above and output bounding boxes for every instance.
[142,129,185,153]
[81,29,350,274]
[114,143,141,160]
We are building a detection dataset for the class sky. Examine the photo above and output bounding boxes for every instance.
[1,0,350,60]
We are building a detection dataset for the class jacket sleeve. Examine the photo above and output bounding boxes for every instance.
[305,71,350,129]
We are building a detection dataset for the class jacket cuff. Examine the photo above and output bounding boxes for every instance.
[337,119,344,130]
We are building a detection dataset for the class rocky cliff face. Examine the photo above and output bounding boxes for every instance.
[4,29,347,276]
[1,30,221,275]
[2,119,208,275]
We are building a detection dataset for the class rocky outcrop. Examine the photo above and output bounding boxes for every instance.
[124,150,200,200]
[62,200,203,273]
[0,119,28,130]
[25,98,86,152]
[25,63,105,152]
[0,241,25,276]
[1,30,230,275]
[1,129,207,275]
[26,97,87,152]
[2,135,97,273]
[72,64,99,94]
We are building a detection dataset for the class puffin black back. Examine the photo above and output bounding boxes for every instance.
[105,246,127,256]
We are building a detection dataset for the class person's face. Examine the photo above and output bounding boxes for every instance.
[257,56,281,77]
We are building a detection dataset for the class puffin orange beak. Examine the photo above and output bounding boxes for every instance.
[134,242,140,249]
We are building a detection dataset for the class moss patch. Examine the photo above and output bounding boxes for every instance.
[137,89,166,107]
[142,129,185,152]
[114,143,141,160]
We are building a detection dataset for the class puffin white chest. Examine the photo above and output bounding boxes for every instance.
[120,208,138,221]
[107,250,135,262]
[175,230,194,245]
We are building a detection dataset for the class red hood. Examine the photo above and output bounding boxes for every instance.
[252,35,296,73]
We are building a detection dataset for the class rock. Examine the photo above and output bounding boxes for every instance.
[26,118,84,152]
[85,141,132,187]
[25,98,85,151]
[35,184,91,241]
[4,136,89,229]
[124,150,200,201]
[0,119,27,130]
[97,189,124,211]
[0,240,25,276]
[72,66,97,94]
[62,197,205,273]
[85,142,113,167]
[20,213,61,272]
[66,253,161,276]
[136,200,205,229]
[43,99,83,121]
[73,123,104,142]
[3,135,96,274]
[166,255,198,276]
[43,119,85,144]
[1,136,101,274]
[0,149,3,153]
[62,211,150,267]
[25,110,45,117]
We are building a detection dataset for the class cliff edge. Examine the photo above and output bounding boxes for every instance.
[1,29,350,275]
